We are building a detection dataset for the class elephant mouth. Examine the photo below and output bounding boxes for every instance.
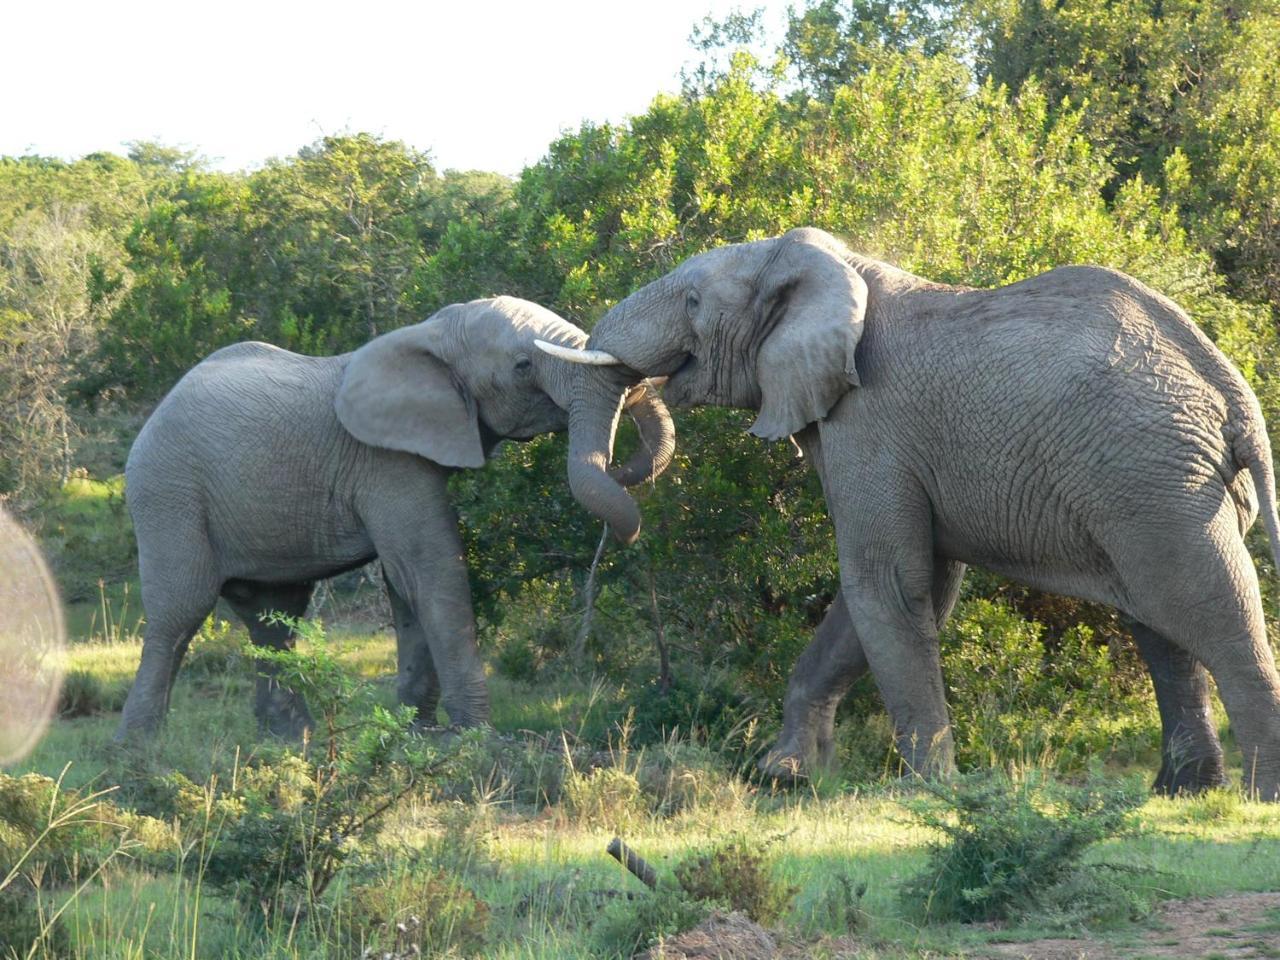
[663,353,699,407]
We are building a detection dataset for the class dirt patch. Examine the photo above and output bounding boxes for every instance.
[639,910,778,959]
[982,892,1280,959]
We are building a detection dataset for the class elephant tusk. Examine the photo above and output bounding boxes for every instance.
[534,339,622,366]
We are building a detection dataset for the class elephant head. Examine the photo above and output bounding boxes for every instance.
[335,296,675,483]
[540,228,866,542]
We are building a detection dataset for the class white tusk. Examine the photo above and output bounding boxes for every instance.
[534,339,622,366]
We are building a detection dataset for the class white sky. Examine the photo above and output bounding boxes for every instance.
[2,0,785,175]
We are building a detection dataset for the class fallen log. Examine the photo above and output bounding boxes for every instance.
[607,836,658,889]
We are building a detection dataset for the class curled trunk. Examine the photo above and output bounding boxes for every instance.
[567,372,645,543]
[613,380,676,487]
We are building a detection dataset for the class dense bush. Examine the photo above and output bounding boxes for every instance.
[900,772,1146,923]
[153,618,435,918]
[940,600,1157,771]
[673,833,797,925]
[339,865,490,958]
[0,773,172,888]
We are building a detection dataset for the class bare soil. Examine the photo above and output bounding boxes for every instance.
[639,894,1280,959]
[980,892,1280,960]
[639,911,778,959]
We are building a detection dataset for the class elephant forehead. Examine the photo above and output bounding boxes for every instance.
[475,297,585,344]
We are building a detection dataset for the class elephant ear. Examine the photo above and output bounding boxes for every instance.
[748,229,867,442]
[334,320,486,468]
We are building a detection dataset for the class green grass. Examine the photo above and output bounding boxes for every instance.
[5,626,1280,959]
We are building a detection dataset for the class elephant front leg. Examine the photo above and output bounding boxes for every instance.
[764,559,966,781]
[842,555,956,780]
[374,513,490,730]
[761,595,867,780]
[385,570,442,726]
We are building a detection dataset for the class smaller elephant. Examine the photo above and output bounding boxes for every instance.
[116,296,674,742]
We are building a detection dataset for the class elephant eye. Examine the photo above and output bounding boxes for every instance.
[514,356,533,375]
[685,290,701,317]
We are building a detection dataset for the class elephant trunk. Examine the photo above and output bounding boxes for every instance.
[612,381,676,487]
[568,371,643,544]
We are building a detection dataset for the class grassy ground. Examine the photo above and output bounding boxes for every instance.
[3,620,1279,960]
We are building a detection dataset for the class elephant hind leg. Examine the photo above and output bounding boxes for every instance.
[221,579,316,740]
[1130,620,1228,796]
[116,543,220,742]
[1124,505,1280,800]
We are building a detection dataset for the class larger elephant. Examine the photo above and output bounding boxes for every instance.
[116,296,674,742]
[541,227,1280,799]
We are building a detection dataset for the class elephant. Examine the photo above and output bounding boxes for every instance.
[769,586,1229,795]
[539,227,1280,799]
[116,296,675,742]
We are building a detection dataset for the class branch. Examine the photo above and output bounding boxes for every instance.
[573,524,610,669]
[607,837,658,889]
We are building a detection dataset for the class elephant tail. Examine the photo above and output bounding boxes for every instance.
[1237,428,1280,595]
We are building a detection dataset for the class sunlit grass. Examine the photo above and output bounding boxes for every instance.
[7,616,1279,959]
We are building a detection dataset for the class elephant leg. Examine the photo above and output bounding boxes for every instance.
[115,534,220,742]
[222,579,316,740]
[840,546,956,780]
[762,560,966,780]
[369,499,489,729]
[761,594,867,779]
[1130,621,1228,796]
[384,569,442,726]
[1123,505,1280,800]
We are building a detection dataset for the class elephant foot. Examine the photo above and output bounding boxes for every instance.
[1152,755,1229,797]
[258,692,314,742]
[894,728,956,782]
[758,745,809,781]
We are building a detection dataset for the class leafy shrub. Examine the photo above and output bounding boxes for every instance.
[340,866,489,958]
[161,617,436,919]
[563,766,647,830]
[592,881,710,959]
[181,615,244,680]
[430,728,567,808]
[795,872,868,937]
[900,772,1145,923]
[673,833,796,925]
[940,599,1157,771]
[624,668,752,748]
[57,668,127,717]
[0,773,171,888]
[0,884,68,958]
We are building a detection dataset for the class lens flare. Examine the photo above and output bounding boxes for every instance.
[0,506,65,765]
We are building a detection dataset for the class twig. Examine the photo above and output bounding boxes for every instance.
[573,524,610,668]
[607,837,658,889]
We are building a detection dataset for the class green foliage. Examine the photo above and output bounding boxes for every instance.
[159,617,436,918]
[592,880,710,959]
[0,883,69,958]
[562,765,648,831]
[900,772,1145,923]
[340,866,490,958]
[940,600,1157,771]
[0,772,171,889]
[673,833,797,925]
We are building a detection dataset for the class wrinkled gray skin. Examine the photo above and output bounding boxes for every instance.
[116,297,674,742]
[552,227,1280,799]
